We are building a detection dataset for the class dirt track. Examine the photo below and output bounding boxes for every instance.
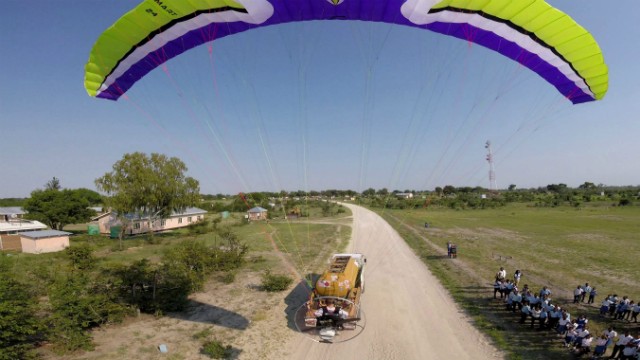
[284,204,503,359]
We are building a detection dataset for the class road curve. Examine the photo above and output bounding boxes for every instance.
[285,203,503,360]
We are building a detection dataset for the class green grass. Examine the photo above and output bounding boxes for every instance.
[378,203,640,360]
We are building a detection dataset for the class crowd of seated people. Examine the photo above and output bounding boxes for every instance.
[491,268,640,359]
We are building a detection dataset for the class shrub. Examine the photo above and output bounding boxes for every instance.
[261,270,293,292]
[220,271,236,284]
[192,327,212,340]
[619,198,632,206]
[187,219,211,235]
[201,339,231,359]
[66,244,96,270]
[0,264,43,359]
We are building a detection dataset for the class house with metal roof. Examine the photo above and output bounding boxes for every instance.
[91,207,208,236]
[247,206,268,221]
[0,207,47,235]
[16,230,71,254]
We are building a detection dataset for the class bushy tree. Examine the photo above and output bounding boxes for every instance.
[24,188,97,230]
[95,152,200,246]
[48,274,129,352]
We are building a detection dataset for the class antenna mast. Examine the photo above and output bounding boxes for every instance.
[485,141,497,191]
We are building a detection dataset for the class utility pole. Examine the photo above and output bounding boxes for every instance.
[485,141,497,191]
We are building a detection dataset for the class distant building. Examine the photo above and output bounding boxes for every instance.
[247,207,268,221]
[0,207,47,235]
[92,207,207,236]
[396,193,414,199]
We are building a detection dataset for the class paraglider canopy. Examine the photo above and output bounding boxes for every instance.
[85,0,607,104]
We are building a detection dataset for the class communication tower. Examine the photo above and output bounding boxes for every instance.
[485,141,497,191]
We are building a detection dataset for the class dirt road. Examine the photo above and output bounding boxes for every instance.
[284,204,503,360]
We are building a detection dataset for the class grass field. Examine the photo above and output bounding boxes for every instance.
[377,202,640,360]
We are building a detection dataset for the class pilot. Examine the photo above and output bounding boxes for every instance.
[314,298,348,323]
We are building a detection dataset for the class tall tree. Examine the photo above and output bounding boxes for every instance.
[94,152,200,244]
[24,189,96,230]
[45,177,61,191]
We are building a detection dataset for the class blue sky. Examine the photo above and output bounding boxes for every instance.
[1,1,638,197]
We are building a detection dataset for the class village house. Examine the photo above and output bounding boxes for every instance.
[0,207,47,235]
[247,206,268,221]
[92,207,208,236]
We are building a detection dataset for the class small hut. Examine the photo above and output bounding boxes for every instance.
[18,230,71,254]
[247,207,268,221]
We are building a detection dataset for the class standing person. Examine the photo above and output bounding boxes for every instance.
[574,334,593,356]
[620,341,638,360]
[615,301,629,320]
[609,294,619,317]
[538,305,548,330]
[511,290,523,313]
[496,267,506,281]
[574,285,584,304]
[581,283,592,303]
[493,279,501,299]
[601,296,612,315]
[588,286,597,304]
[530,305,542,329]
[548,305,561,330]
[539,286,551,298]
[520,301,531,324]
[557,313,571,335]
[611,331,633,359]
[499,279,508,299]
[447,241,452,257]
[604,326,618,348]
[513,269,522,286]
[593,334,609,357]
[630,301,640,322]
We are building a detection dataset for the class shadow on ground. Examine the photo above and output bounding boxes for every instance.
[284,275,317,332]
[168,299,249,330]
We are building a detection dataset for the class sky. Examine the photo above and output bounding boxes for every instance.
[1,1,639,198]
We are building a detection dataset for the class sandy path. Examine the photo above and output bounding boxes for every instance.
[284,204,503,360]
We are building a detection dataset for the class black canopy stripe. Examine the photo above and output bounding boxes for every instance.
[102,6,248,88]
